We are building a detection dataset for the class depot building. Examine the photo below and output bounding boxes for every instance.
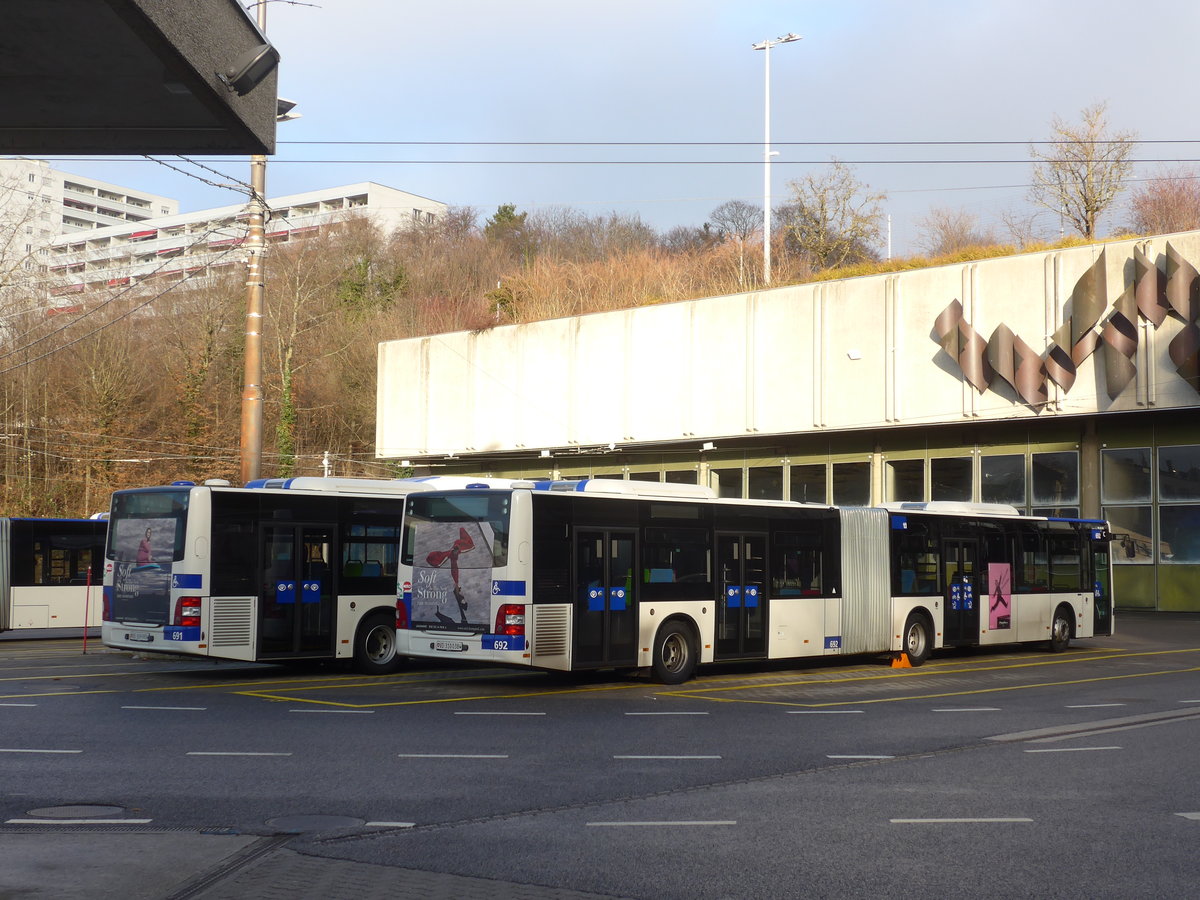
[376,231,1200,613]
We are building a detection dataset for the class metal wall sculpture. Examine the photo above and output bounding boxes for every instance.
[934,243,1200,408]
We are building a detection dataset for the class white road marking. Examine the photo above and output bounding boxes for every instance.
[613,755,721,760]
[0,748,81,754]
[891,818,1033,824]
[789,710,865,714]
[1175,812,1200,820]
[1066,703,1126,709]
[1024,746,1121,753]
[454,711,546,716]
[5,818,153,825]
[587,821,736,827]
[364,821,415,827]
[397,753,509,759]
[827,754,894,759]
[185,751,292,757]
[121,705,206,711]
[290,709,375,714]
[0,703,37,707]
[933,708,1001,712]
[625,711,709,716]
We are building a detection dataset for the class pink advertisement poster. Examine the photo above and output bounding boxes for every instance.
[988,562,1012,630]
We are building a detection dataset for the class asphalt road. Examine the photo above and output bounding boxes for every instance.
[3,613,1200,899]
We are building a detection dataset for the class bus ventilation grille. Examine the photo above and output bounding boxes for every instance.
[532,605,570,659]
[211,597,254,647]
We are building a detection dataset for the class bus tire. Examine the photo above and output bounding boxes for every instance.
[652,619,697,684]
[1049,605,1073,653]
[902,611,933,666]
[353,611,404,675]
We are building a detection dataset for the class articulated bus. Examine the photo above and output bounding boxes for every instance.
[0,517,107,633]
[101,477,509,673]
[396,480,1115,683]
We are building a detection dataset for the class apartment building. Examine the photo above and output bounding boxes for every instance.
[1,159,178,283]
[38,180,446,301]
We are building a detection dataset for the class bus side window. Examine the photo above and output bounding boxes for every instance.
[771,531,822,597]
[1049,534,1082,590]
[1016,530,1049,591]
[894,530,939,595]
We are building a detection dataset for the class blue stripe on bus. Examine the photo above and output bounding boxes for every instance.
[163,626,202,642]
[171,573,202,590]
[491,580,526,596]
[482,635,526,651]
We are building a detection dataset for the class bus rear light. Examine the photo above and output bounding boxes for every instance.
[174,596,201,628]
[395,598,409,630]
[495,604,525,636]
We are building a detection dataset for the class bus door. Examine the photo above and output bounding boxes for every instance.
[942,538,979,645]
[1090,529,1115,636]
[716,533,767,659]
[260,524,335,657]
[574,529,637,668]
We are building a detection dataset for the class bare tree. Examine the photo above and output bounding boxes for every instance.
[915,206,997,256]
[1128,166,1200,235]
[708,199,763,287]
[662,223,717,254]
[709,200,762,244]
[781,160,886,269]
[1029,102,1137,239]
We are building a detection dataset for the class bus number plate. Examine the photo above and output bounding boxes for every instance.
[126,633,154,643]
[433,640,466,652]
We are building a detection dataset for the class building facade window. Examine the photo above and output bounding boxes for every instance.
[748,465,783,500]
[1102,447,1153,564]
[885,459,923,502]
[711,466,743,499]
[789,464,826,504]
[832,461,869,506]
[1158,444,1200,564]
[981,454,1025,506]
[931,457,972,501]
[1031,451,1078,517]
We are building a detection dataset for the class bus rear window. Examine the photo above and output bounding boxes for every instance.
[107,489,189,562]
[402,493,510,567]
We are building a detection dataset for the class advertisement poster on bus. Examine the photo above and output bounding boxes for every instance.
[110,517,177,625]
[410,520,495,631]
[988,562,1012,630]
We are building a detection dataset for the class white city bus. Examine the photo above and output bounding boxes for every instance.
[0,517,108,632]
[395,480,1115,682]
[100,477,511,673]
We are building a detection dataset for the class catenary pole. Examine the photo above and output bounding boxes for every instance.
[239,2,268,484]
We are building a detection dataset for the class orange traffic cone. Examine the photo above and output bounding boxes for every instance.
[891,652,912,669]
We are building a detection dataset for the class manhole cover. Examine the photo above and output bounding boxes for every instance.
[27,805,126,818]
[266,814,365,832]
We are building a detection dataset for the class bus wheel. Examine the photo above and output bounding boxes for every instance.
[902,612,932,666]
[1049,606,1072,653]
[354,612,404,675]
[652,620,697,684]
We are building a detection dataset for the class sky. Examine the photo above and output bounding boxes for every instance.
[39,0,1200,256]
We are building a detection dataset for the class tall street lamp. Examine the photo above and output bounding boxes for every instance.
[752,32,800,287]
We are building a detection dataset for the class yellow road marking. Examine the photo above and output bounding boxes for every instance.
[238,681,650,708]
[3,645,1198,708]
